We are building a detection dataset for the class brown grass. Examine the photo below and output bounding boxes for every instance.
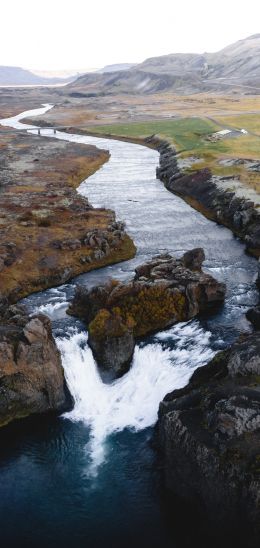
[0,132,134,302]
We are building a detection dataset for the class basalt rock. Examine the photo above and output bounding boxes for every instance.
[182,247,205,271]
[88,308,135,377]
[246,305,260,329]
[155,139,260,258]
[0,304,72,427]
[158,332,260,545]
[246,260,260,329]
[68,250,226,375]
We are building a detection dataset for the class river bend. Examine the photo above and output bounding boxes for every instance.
[0,104,258,547]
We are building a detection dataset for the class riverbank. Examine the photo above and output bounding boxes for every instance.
[0,130,135,302]
[0,112,136,428]
[155,138,260,257]
[37,108,258,257]
[62,127,260,258]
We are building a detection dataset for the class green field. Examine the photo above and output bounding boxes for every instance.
[87,116,260,193]
[88,117,228,154]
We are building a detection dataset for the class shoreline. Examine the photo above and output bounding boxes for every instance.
[154,138,260,258]
[0,129,136,304]
[61,126,260,259]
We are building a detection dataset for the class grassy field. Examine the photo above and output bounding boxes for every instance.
[214,113,260,135]
[86,117,229,153]
[31,92,259,195]
[86,116,260,194]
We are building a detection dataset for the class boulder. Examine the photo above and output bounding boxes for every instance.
[23,317,49,343]
[246,305,260,329]
[227,333,260,376]
[0,306,72,427]
[245,260,260,329]
[182,247,205,271]
[88,308,135,377]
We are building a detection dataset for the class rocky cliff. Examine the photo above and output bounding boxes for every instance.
[154,138,260,257]
[159,332,260,545]
[0,299,71,427]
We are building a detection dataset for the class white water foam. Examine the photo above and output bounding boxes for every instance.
[38,301,68,320]
[56,320,215,474]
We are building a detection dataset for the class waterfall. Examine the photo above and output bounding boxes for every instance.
[56,321,214,474]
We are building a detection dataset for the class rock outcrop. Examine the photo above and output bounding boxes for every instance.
[158,332,260,545]
[0,302,71,427]
[246,305,260,329]
[68,250,226,375]
[88,308,135,377]
[154,138,260,258]
[246,260,260,329]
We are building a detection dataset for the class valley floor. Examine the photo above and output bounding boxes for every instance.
[15,89,260,200]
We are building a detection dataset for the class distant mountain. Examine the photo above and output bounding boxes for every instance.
[0,66,77,86]
[32,69,83,80]
[204,34,260,80]
[68,35,260,95]
[67,69,202,96]
[97,63,136,73]
[136,53,206,75]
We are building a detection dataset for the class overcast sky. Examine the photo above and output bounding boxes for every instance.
[1,0,260,72]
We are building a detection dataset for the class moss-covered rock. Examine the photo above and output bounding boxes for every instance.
[69,250,226,374]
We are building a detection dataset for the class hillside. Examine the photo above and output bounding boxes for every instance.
[67,69,203,96]
[68,35,260,95]
[97,63,136,73]
[137,53,206,75]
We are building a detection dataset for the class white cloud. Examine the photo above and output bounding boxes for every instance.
[1,0,260,70]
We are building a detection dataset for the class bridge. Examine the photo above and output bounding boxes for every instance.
[0,125,77,135]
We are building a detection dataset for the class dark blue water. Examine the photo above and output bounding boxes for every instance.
[0,107,258,548]
[0,420,172,548]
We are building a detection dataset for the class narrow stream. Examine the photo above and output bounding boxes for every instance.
[0,105,258,548]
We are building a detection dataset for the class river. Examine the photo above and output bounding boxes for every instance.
[0,104,258,547]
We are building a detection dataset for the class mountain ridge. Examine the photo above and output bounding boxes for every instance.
[68,34,260,95]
